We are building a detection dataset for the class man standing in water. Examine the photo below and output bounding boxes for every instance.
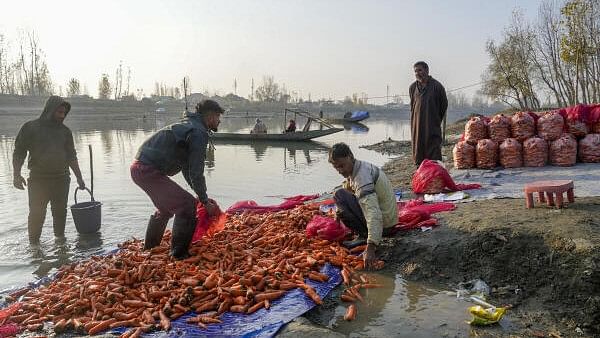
[409,61,448,166]
[13,96,86,245]
[131,100,223,259]
[328,143,398,269]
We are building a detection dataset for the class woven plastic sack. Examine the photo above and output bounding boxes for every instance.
[464,116,488,145]
[412,160,481,194]
[578,134,600,163]
[589,105,600,133]
[511,112,535,142]
[305,215,349,241]
[537,111,564,141]
[566,104,590,138]
[523,137,548,167]
[453,141,475,169]
[193,200,226,242]
[550,134,577,167]
[499,138,523,168]
[476,139,498,169]
[488,114,511,143]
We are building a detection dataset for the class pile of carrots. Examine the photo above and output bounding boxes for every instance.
[4,204,383,336]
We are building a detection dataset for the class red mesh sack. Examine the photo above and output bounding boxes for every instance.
[193,200,227,242]
[511,112,536,141]
[590,105,600,133]
[412,159,481,193]
[499,138,523,168]
[549,134,577,167]
[464,116,488,144]
[537,111,564,141]
[306,215,349,241]
[566,104,590,138]
[578,134,600,163]
[476,139,498,169]
[452,141,475,169]
[488,114,511,143]
[523,137,548,167]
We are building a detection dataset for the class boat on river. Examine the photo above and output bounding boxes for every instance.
[211,108,343,142]
[210,128,343,141]
[327,111,370,123]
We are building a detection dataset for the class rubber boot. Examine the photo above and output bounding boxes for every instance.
[342,235,367,249]
[144,214,169,250]
[170,216,196,260]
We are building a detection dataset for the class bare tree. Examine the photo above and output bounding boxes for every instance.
[255,76,281,102]
[67,78,81,97]
[98,74,111,99]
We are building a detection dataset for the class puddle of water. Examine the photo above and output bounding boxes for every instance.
[308,273,517,337]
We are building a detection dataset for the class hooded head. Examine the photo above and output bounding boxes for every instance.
[40,96,71,124]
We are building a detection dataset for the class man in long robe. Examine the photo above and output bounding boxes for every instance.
[409,61,448,166]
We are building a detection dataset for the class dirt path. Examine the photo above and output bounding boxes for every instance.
[354,118,600,337]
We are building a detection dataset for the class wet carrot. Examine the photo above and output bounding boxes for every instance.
[122,300,154,308]
[254,291,285,302]
[84,320,99,333]
[159,310,171,330]
[359,283,384,289]
[247,301,265,314]
[229,305,246,313]
[349,245,367,254]
[307,272,329,283]
[344,304,356,321]
[340,294,356,302]
[88,318,117,335]
[341,269,351,285]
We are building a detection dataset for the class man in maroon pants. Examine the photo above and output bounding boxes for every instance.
[131,100,223,259]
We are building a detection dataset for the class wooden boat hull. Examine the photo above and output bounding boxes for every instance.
[210,128,343,141]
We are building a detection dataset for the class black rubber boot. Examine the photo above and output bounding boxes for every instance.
[342,235,367,249]
[144,215,169,250]
[170,216,196,260]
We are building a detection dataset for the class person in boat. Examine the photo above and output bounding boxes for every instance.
[251,118,267,134]
[131,100,223,259]
[285,119,296,133]
[328,143,398,269]
[409,61,448,166]
[13,96,86,245]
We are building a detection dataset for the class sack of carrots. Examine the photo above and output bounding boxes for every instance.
[2,204,383,336]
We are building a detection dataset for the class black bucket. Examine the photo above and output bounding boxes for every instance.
[70,187,102,234]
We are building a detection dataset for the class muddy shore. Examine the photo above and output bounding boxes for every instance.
[343,118,600,337]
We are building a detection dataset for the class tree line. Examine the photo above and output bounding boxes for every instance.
[483,0,600,109]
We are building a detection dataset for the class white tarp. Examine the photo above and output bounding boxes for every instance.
[450,163,600,200]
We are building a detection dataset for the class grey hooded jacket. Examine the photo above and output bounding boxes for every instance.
[135,113,210,203]
[13,96,77,178]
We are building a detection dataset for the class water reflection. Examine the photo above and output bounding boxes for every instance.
[341,122,369,133]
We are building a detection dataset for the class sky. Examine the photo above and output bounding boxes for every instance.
[0,0,545,101]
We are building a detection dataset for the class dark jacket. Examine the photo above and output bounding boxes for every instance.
[135,113,210,203]
[13,96,77,178]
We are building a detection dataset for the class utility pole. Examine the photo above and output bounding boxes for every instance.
[250,78,254,101]
[233,78,237,95]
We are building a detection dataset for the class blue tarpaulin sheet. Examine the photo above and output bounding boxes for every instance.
[109,263,342,338]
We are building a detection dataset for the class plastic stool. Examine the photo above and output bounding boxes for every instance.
[524,180,574,209]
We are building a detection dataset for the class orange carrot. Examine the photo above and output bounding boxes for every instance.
[344,304,356,321]
[88,318,117,335]
[159,310,170,330]
[254,291,285,302]
[247,301,265,314]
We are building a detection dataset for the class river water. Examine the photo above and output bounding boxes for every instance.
[0,108,495,337]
